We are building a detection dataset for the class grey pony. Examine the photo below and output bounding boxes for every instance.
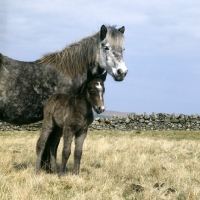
[0,25,127,124]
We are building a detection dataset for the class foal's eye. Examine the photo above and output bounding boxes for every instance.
[89,90,95,94]
[104,46,109,51]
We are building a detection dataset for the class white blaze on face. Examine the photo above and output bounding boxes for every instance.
[113,60,127,75]
[96,82,103,100]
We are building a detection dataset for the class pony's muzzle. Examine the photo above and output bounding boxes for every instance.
[93,105,105,114]
[117,69,128,76]
[114,69,128,81]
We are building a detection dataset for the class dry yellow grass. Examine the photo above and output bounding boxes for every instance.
[0,130,200,200]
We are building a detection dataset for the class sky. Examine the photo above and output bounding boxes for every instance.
[0,0,200,115]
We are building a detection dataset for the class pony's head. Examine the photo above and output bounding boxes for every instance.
[97,25,128,81]
[84,71,107,114]
[37,25,128,82]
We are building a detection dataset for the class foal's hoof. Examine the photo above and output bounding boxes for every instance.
[73,170,80,175]
[35,171,40,175]
[58,171,65,178]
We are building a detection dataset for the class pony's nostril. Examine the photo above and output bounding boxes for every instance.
[117,69,123,75]
[117,69,128,76]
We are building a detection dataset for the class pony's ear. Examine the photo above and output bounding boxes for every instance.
[118,26,125,34]
[87,70,95,82]
[101,71,107,82]
[100,25,107,41]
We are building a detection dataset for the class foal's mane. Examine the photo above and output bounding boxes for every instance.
[36,26,124,77]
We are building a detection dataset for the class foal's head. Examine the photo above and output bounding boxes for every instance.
[83,71,107,114]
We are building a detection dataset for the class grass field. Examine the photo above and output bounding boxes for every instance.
[0,130,200,200]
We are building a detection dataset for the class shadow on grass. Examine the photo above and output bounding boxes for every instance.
[13,162,34,171]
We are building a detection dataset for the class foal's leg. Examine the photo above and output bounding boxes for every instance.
[59,127,74,176]
[35,117,55,174]
[73,129,87,174]
[49,127,62,173]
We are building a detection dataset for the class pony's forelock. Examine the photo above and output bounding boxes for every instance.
[107,26,124,47]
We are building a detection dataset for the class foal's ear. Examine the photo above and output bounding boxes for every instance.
[118,26,125,34]
[100,25,107,41]
[101,71,107,82]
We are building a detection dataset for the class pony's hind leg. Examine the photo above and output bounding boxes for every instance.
[35,118,55,174]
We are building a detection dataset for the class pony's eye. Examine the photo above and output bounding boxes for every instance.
[104,46,109,51]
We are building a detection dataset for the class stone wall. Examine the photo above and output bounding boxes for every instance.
[91,113,200,131]
[0,112,200,131]
[0,121,42,131]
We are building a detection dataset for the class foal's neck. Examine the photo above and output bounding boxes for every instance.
[73,89,93,118]
[75,84,90,106]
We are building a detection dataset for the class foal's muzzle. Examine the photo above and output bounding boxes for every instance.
[93,106,105,114]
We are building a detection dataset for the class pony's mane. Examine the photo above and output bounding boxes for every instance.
[37,25,124,77]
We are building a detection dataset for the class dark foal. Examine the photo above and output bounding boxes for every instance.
[36,71,106,175]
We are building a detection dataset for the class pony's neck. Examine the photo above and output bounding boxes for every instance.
[37,32,101,78]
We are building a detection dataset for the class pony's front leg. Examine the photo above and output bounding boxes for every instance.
[59,127,73,176]
[73,129,87,174]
